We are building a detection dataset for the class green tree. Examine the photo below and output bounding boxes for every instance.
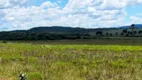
[130,24,135,36]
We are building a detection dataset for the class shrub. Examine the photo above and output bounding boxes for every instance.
[0,40,7,43]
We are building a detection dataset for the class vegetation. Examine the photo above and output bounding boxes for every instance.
[0,24,142,41]
[0,42,142,80]
[0,24,142,80]
[130,24,135,35]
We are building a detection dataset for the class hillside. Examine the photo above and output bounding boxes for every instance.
[2,24,142,33]
[28,26,121,33]
[120,24,142,29]
[28,26,88,33]
[0,24,142,40]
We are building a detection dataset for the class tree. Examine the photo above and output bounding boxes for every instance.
[109,33,112,36]
[96,31,103,36]
[115,32,118,36]
[122,29,127,33]
[138,30,142,34]
[121,32,124,36]
[106,32,109,36]
[134,31,137,34]
[130,24,135,36]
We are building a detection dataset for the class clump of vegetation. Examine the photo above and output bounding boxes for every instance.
[0,40,7,43]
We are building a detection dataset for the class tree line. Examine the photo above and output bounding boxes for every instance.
[0,32,92,40]
[95,24,142,37]
[0,24,142,41]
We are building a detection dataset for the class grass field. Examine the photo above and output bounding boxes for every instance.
[12,37,142,45]
[0,41,142,80]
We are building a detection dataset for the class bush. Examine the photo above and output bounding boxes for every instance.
[0,40,7,43]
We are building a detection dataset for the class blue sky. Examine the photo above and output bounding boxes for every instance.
[0,0,142,31]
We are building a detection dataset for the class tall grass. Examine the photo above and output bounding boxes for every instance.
[0,42,142,80]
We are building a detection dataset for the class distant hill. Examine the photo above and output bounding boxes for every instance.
[27,26,121,33]
[28,26,89,33]
[0,24,142,40]
[2,24,142,33]
[27,24,142,32]
[120,24,142,29]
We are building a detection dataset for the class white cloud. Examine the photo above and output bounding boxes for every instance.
[130,16,142,24]
[0,0,10,8]
[137,0,142,3]
[100,0,127,10]
[40,1,59,9]
[0,0,142,31]
[0,0,28,9]
[9,0,28,5]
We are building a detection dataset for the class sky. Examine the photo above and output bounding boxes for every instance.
[0,0,142,31]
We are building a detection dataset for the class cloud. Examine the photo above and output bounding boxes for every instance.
[0,0,142,31]
[9,0,28,5]
[2,1,61,30]
[130,16,142,24]
[0,0,10,9]
[0,0,28,9]
[100,0,127,10]
[40,1,59,9]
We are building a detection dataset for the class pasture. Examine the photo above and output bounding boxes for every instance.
[0,41,142,80]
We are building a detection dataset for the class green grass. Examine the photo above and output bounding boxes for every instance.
[11,38,142,45]
[0,42,142,80]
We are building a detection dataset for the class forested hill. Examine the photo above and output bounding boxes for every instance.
[120,24,142,29]
[27,26,113,33]
[4,24,142,33]
[0,24,142,40]
[28,26,89,33]
[0,26,116,40]
[16,24,142,33]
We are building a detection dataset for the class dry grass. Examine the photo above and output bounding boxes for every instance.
[0,42,142,80]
